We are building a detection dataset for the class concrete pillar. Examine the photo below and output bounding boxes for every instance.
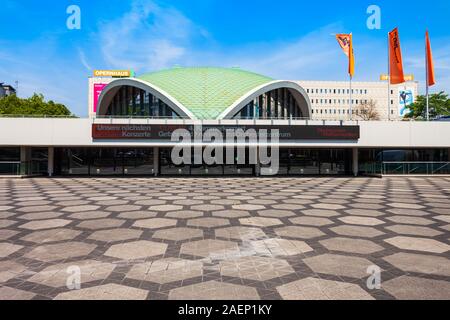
[48,147,54,177]
[20,146,31,176]
[352,148,359,177]
[153,147,159,176]
[255,147,261,177]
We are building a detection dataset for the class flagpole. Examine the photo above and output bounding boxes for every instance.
[349,75,353,120]
[387,32,391,121]
[349,33,353,121]
[425,31,430,121]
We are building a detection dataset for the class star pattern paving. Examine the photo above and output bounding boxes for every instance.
[0,177,449,300]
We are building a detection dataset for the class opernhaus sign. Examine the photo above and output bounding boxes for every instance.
[92,124,360,141]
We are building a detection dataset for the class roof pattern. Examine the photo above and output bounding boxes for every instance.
[138,67,273,119]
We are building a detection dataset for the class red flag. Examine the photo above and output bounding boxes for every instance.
[389,28,405,84]
[426,31,436,87]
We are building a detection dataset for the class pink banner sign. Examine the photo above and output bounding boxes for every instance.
[93,83,108,113]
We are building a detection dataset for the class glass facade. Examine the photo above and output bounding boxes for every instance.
[103,86,181,118]
[277,149,351,175]
[56,148,155,176]
[232,88,304,119]
[0,147,20,175]
[159,148,256,176]
[359,149,450,175]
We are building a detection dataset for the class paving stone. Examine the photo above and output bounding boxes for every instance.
[215,226,266,241]
[320,237,383,254]
[220,256,295,281]
[77,218,125,230]
[153,227,203,241]
[277,277,374,300]
[20,219,72,230]
[187,217,230,228]
[168,280,260,300]
[25,242,96,262]
[104,240,167,260]
[289,216,333,226]
[127,258,203,284]
[166,210,204,219]
[54,284,148,300]
[0,261,27,282]
[61,205,100,213]
[304,254,375,279]
[339,216,385,226]
[88,228,143,242]
[133,218,177,230]
[212,210,251,218]
[249,238,313,256]
[69,211,112,220]
[383,276,450,300]
[301,209,340,217]
[257,209,295,218]
[21,228,82,244]
[0,287,36,300]
[385,236,449,254]
[239,217,283,227]
[330,225,385,238]
[386,216,435,226]
[383,253,450,276]
[180,239,239,259]
[275,226,325,239]
[385,225,443,237]
[0,243,23,258]
[28,260,116,287]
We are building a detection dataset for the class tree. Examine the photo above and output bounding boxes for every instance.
[0,93,74,116]
[404,91,450,120]
[356,99,380,121]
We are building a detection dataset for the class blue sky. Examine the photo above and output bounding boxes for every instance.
[1,0,449,116]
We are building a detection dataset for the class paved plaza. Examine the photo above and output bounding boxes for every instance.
[0,177,449,300]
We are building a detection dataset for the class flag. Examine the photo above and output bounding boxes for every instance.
[388,28,405,84]
[426,31,436,87]
[336,33,355,78]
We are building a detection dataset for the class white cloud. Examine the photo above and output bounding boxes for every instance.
[97,0,202,72]
[78,48,92,71]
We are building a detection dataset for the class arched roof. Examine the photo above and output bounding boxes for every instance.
[97,67,311,120]
[138,67,274,119]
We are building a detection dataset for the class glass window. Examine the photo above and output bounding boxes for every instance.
[0,148,20,161]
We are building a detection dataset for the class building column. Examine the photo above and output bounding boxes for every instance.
[255,147,261,177]
[20,146,31,176]
[352,148,359,177]
[48,147,55,177]
[153,147,159,176]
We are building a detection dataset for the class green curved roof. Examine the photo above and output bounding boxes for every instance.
[138,67,273,119]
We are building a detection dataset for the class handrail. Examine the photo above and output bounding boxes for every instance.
[0,114,445,122]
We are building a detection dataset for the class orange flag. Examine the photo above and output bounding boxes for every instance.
[336,33,355,78]
[389,28,405,84]
[426,31,436,87]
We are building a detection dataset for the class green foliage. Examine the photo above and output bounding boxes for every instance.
[0,93,73,116]
[405,91,450,120]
